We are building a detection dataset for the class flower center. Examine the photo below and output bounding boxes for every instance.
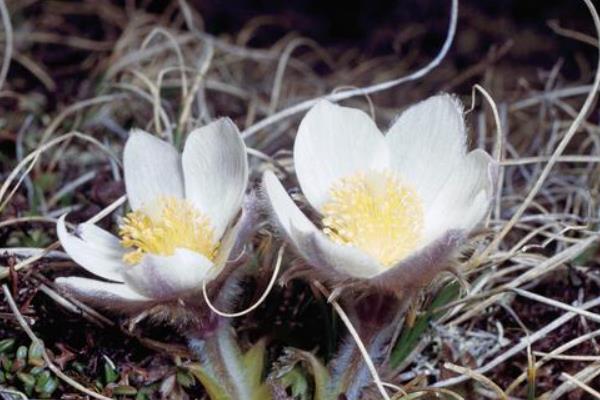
[119,196,218,265]
[321,170,424,267]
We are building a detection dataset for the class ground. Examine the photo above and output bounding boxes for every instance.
[1,0,599,399]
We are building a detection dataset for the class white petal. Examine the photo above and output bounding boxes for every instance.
[182,118,248,240]
[386,94,467,207]
[461,190,490,231]
[262,170,316,240]
[124,129,184,211]
[295,232,384,279]
[294,100,389,211]
[55,277,150,309]
[57,215,125,282]
[121,248,213,300]
[424,149,495,241]
[262,170,382,279]
[78,222,122,252]
[210,207,246,278]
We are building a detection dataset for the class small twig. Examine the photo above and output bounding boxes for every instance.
[443,363,507,399]
[479,0,600,258]
[512,287,600,324]
[0,388,28,400]
[395,388,464,400]
[501,155,600,165]
[560,372,600,398]
[16,31,114,51]
[0,0,12,91]
[0,194,127,280]
[0,247,68,259]
[550,363,600,399]
[435,296,600,387]
[37,282,113,327]
[140,27,189,100]
[268,37,333,114]
[39,94,126,146]
[0,131,119,213]
[313,281,392,400]
[176,39,214,138]
[85,195,127,224]
[202,245,283,318]
[241,0,458,139]
[2,285,112,400]
[12,52,56,91]
[0,241,61,280]
[47,170,97,208]
[533,352,600,361]
[467,84,504,233]
[548,19,599,48]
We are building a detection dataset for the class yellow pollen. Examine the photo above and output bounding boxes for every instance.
[119,197,218,265]
[321,170,424,267]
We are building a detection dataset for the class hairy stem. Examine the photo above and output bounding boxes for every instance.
[330,293,408,400]
[187,319,251,400]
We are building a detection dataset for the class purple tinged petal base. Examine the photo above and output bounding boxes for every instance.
[55,276,151,312]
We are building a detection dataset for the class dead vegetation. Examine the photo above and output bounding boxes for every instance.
[1,0,600,398]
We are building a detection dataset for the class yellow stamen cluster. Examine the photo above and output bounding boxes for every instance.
[321,170,424,267]
[119,197,218,265]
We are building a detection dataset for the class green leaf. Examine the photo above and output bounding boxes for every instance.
[135,384,158,400]
[286,350,330,400]
[187,363,231,400]
[16,346,27,360]
[135,391,148,400]
[21,229,51,247]
[72,361,85,374]
[251,383,273,400]
[390,281,461,368]
[34,370,51,392]
[113,385,138,396]
[242,339,266,389]
[243,340,272,400]
[28,342,45,367]
[0,339,15,353]
[176,370,195,388]
[30,366,45,376]
[16,371,35,387]
[34,172,57,192]
[1,354,13,371]
[279,367,309,400]
[24,382,35,396]
[39,377,59,398]
[103,361,119,384]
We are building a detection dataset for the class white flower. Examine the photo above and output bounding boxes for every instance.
[56,118,248,309]
[263,94,497,291]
